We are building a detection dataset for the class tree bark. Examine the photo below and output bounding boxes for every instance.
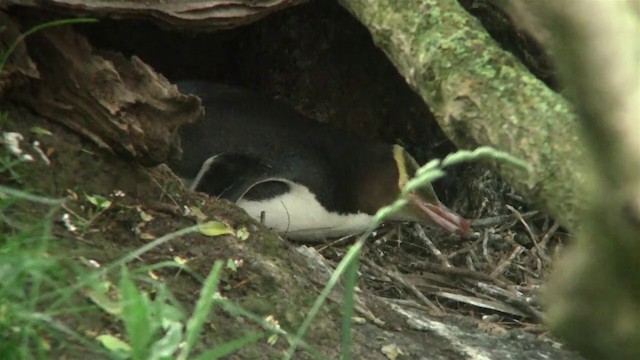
[525,2,640,359]
[337,0,588,232]
[3,17,203,166]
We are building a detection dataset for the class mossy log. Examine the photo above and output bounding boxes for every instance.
[338,0,589,232]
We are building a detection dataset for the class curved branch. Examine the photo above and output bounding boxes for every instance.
[338,0,588,231]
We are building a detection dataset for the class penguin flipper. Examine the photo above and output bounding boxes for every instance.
[189,153,276,203]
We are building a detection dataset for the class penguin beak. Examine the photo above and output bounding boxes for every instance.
[406,193,471,237]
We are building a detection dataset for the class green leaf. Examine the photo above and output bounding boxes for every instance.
[139,209,153,222]
[29,126,53,136]
[235,226,250,240]
[267,333,278,346]
[198,221,233,237]
[188,206,208,222]
[96,334,131,356]
[177,261,224,360]
[85,193,111,209]
[225,259,237,272]
[119,267,153,360]
[160,303,185,326]
[149,320,183,360]
[84,281,121,316]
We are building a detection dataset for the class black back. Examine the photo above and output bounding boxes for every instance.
[170,81,395,214]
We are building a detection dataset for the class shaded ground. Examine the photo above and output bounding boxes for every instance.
[3,104,328,359]
[2,100,576,359]
[1,1,579,358]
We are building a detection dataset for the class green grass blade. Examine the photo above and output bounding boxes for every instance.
[284,239,365,359]
[441,146,530,171]
[341,251,360,360]
[177,260,224,360]
[191,332,265,360]
[107,225,201,270]
[0,18,97,73]
[119,266,153,360]
[0,185,64,205]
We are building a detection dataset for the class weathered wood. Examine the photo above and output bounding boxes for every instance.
[2,0,306,31]
[7,21,203,165]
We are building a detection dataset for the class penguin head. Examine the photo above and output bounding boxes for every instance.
[384,145,471,236]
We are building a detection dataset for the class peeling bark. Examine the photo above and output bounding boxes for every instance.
[3,0,306,31]
[6,21,203,165]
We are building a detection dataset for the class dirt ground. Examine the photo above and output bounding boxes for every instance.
[1,98,567,359]
[0,1,574,358]
[4,104,332,358]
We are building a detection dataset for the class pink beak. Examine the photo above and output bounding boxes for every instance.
[407,194,471,237]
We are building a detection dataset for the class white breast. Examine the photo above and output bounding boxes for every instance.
[236,182,373,241]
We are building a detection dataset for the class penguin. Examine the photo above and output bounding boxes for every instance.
[170,81,471,241]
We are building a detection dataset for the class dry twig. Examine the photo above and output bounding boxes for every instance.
[361,258,444,316]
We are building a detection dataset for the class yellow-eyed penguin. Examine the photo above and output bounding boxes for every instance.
[170,81,471,241]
